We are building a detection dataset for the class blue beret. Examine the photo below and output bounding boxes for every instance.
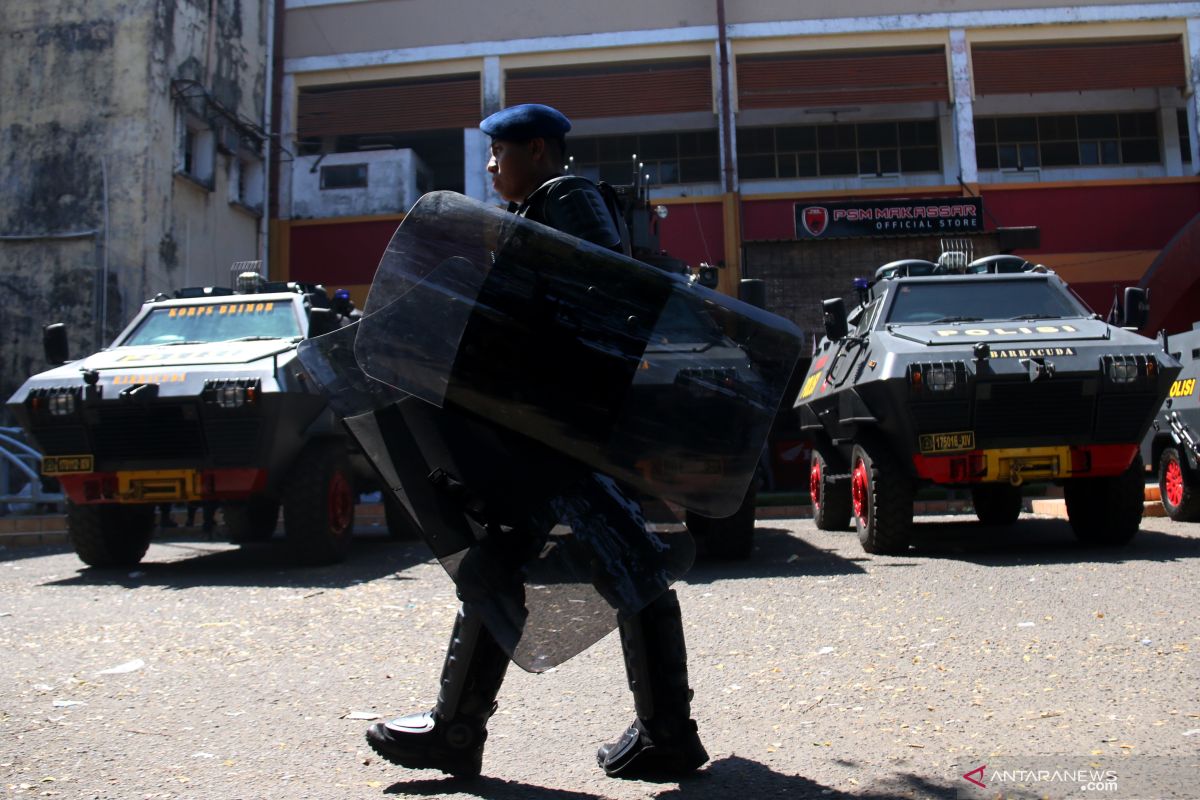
[480,104,572,141]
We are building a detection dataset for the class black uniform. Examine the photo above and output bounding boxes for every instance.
[365,173,708,779]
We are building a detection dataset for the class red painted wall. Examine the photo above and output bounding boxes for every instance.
[289,219,402,287]
[979,183,1200,251]
[657,202,725,269]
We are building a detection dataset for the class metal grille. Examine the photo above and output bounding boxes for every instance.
[738,49,949,109]
[1095,393,1158,442]
[975,380,1093,438]
[91,405,205,461]
[203,418,262,465]
[973,40,1185,95]
[29,425,89,455]
[910,400,972,433]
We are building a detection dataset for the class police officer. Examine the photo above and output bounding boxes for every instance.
[365,104,709,779]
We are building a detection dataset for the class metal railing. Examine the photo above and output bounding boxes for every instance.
[0,427,64,509]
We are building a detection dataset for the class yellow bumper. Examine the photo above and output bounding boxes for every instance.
[116,470,203,502]
[979,446,1073,485]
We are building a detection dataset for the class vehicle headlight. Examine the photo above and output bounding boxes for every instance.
[48,392,77,416]
[215,385,246,408]
[1108,362,1138,384]
[203,378,260,408]
[926,366,957,392]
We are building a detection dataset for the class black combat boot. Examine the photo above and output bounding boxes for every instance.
[366,606,509,777]
[597,589,709,778]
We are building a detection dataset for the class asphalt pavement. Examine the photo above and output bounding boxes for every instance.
[1,512,1198,799]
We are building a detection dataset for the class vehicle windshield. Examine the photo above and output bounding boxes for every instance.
[886,278,1090,325]
[645,292,729,349]
[122,300,301,346]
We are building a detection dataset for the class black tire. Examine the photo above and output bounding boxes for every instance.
[283,440,356,564]
[850,441,913,555]
[1158,446,1200,522]
[66,502,154,568]
[383,493,421,540]
[686,486,757,560]
[224,496,280,542]
[810,444,852,531]
[971,484,1024,526]
[1065,453,1145,546]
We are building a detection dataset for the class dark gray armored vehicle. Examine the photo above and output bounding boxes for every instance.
[796,254,1180,554]
[7,276,410,568]
[1141,322,1200,521]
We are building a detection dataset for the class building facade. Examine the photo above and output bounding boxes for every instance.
[0,0,274,401]
[277,1,1200,334]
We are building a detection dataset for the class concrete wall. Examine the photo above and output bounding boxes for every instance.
[0,0,268,404]
[290,149,430,219]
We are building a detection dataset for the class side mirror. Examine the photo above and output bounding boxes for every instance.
[307,307,339,338]
[1121,287,1148,330]
[43,323,69,365]
[822,298,848,342]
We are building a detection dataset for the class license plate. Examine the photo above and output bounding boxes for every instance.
[919,431,975,454]
[42,454,94,475]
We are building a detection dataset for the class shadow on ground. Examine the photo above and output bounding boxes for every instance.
[39,529,433,590]
[383,756,960,799]
[685,527,868,585]
[905,516,1200,567]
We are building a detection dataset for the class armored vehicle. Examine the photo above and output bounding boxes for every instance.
[7,272,411,568]
[607,179,760,559]
[796,253,1180,554]
[1141,322,1200,521]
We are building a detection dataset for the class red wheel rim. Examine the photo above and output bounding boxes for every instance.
[328,471,353,534]
[810,457,823,512]
[1165,457,1184,508]
[851,458,869,522]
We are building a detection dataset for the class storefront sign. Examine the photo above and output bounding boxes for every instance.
[794,197,984,239]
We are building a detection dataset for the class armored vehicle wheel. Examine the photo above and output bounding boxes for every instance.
[66,502,154,568]
[685,486,756,560]
[810,445,852,531]
[850,442,913,555]
[384,494,421,540]
[283,440,356,564]
[225,496,280,542]
[1158,446,1200,522]
[1064,453,1144,546]
[971,484,1023,526]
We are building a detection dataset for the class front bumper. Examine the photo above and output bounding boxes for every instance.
[912,443,1138,486]
[57,468,268,505]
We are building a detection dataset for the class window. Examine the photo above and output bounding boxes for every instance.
[229,154,264,212]
[975,112,1160,171]
[177,114,215,187]
[1179,108,1192,164]
[568,130,719,185]
[123,302,302,346]
[320,163,369,190]
[736,120,940,180]
[886,278,1089,324]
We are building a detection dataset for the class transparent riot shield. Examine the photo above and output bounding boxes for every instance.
[357,191,804,518]
[302,191,803,672]
[298,319,696,672]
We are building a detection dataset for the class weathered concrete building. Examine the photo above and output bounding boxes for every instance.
[0,0,273,401]
[275,0,1200,335]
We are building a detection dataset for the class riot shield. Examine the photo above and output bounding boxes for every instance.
[301,191,803,672]
[297,293,697,672]
[357,191,804,518]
